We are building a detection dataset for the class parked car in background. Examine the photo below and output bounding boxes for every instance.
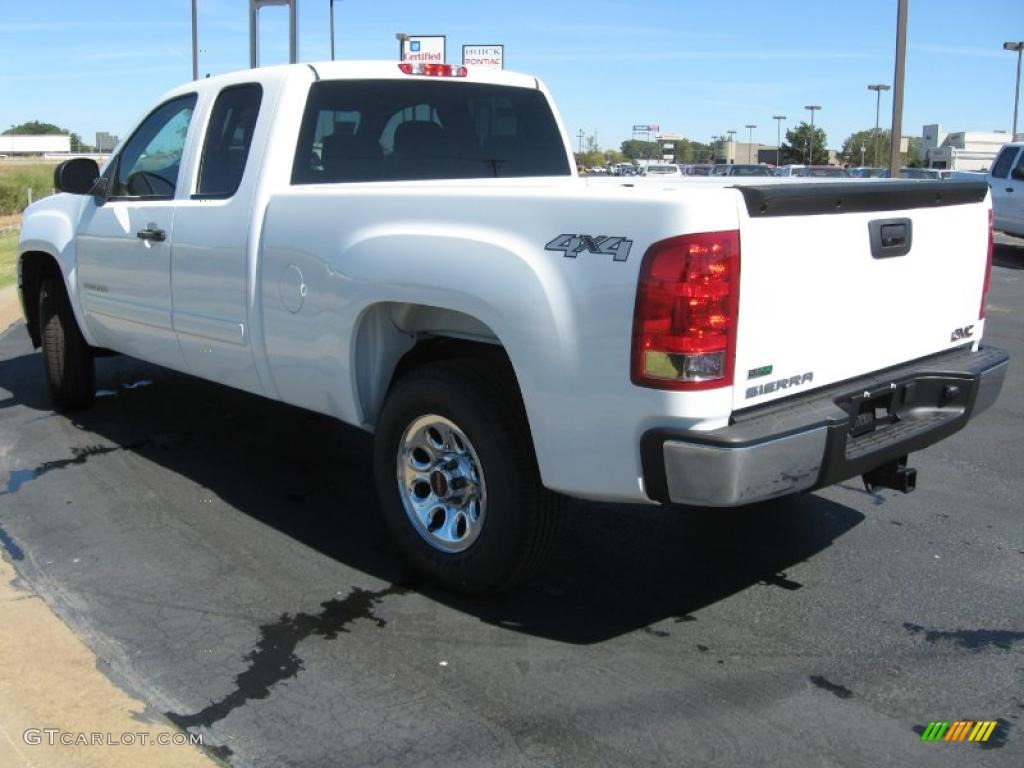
[773,164,805,176]
[682,163,713,176]
[643,164,683,177]
[988,142,1024,237]
[711,163,773,177]
[848,167,886,178]
[880,167,942,179]
[793,166,849,178]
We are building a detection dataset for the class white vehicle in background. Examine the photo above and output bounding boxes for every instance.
[988,142,1024,237]
[643,164,682,177]
[773,164,806,176]
[16,60,1009,593]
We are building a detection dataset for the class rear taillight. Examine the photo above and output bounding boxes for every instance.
[980,208,993,319]
[398,62,468,77]
[631,230,741,390]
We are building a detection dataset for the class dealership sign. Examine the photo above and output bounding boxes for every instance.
[462,44,504,69]
[633,124,660,132]
[401,35,446,63]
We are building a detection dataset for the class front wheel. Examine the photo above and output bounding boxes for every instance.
[38,273,95,411]
[373,360,564,594]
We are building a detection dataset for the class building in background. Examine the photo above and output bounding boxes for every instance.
[0,135,71,155]
[95,132,120,153]
[919,124,1009,171]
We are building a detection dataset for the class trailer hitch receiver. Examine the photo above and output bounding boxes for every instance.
[862,455,917,494]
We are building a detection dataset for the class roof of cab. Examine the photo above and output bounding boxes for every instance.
[166,59,540,98]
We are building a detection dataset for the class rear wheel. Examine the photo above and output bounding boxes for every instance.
[38,273,94,411]
[373,359,564,594]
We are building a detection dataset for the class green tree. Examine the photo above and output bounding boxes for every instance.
[603,149,625,165]
[781,121,828,165]
[3,121,68,136]
[841,128,889,167]
[620,139,662,161]
[839,128,923,168]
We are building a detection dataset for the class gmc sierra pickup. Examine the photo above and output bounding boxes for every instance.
[17,61,1008,592]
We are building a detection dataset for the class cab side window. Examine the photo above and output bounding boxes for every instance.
[990,146,1019,179]
[111,94,197,199]
[197,84,263,198]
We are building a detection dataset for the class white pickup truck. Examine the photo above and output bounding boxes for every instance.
[17,61,1008,592]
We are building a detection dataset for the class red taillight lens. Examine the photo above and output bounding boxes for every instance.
[980,208,993,320]
[398,62,468,77]
[631,230,741,390]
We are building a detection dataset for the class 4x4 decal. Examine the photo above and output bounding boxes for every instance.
[545,234,633,262]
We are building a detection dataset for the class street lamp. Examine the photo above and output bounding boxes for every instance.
[330,0,337,60]
[804,105,821,164]
[867,84,890,167]
[745,124,757,163]
[772,115,786,167]
[726,130,736,162]
[1004,42,1024,140]
[191,0,198,80]
[395,31,409,60]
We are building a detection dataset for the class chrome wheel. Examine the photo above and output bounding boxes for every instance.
[397,414,487,553]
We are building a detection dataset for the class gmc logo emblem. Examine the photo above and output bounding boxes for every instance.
[950,325,974,343]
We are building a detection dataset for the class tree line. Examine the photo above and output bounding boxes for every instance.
[575,123,924,168]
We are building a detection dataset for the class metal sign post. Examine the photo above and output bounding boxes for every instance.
[249,0,298,69]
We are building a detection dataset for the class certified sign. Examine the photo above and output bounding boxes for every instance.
[462,44,504,69]
[401,35,446,63]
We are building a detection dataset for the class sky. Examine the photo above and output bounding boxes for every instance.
[0,0,1021,152]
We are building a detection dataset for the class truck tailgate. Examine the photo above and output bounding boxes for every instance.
[731,181,990,411]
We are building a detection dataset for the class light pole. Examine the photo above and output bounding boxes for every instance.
[861,144,866,166]
[395,32,408,60]
[191,0,198,80]
[1004,42,1024,140]
[867,84,890,167]
[745,124,757,163]
[804,105,820,164]
[726,130,736,163]
[889,0,908,175]
[330,0,336,60]
[772,115,785,167]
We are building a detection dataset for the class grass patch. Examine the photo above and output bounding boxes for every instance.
[0,162,58,215]
[0,229,18,290]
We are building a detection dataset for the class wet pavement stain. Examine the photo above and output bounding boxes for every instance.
[641,626,670,638]
[809,675,853,699]
[903,623,1024,651]
[1,442,147,496]
[166,584,406,730]
[0,524,24,560]
[759,572,803,591]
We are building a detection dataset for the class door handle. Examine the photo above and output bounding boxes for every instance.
[1007,188,1015,193]
[136,227,166,242]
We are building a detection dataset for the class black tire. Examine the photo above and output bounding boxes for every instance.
[373,359,564,594]
[38,273,95,411]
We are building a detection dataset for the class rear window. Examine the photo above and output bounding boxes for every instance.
[292,79,571,183]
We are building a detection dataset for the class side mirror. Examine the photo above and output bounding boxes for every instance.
[1011,166,1024,181]
[53,158,100,195]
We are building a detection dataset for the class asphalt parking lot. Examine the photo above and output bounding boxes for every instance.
[1,237,1022,767]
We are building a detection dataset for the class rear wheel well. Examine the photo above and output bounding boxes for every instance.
[390,337,514,391]
[18,251,61,348]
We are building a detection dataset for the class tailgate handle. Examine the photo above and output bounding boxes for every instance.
[868,217,912,259]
